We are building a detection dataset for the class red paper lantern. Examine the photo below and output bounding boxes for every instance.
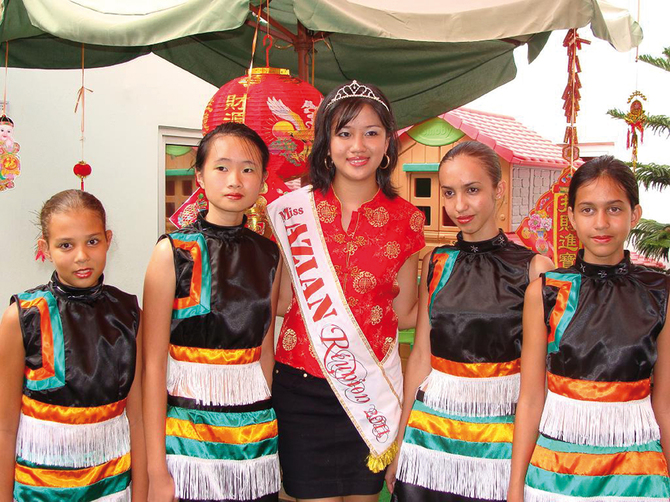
[202,67,323,184]
[73,161,92,190]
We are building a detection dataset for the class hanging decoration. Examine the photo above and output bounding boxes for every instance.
[624,90,647,169]
[0,42,21,192]
[169,187,208,229]
[171,4,323,235]
[516,29,589,268]
[73,45,93,190]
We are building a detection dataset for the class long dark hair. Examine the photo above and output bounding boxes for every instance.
[309,82,399,198]
[568,155,639,209]
[195,122,270,174]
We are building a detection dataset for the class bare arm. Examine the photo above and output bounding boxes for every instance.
[508,279,548,502]
[261,256,282,388]
[142,239,178,502]
[0,305,24,502]
[128,314,148,501]
[393,252,420,330]
[276,261,293,317]
[652,294,670,467]
[529,255,554,282]
[386,252,433,493]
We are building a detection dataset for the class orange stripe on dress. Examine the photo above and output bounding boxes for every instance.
[169,344,262,365]
[15,452,131,488]
[428,256,447,301]
[545,277,571,347]
[20,297,56,381]
[21,395,127,425]
[547,372,651,402]
[173,240,203,310]
[530,445,668,477]
[166,417,278,444]
[431,355,520,378]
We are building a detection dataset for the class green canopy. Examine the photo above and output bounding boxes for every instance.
[0,0,642,127]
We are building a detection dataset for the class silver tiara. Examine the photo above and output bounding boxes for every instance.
[325,80,390,112]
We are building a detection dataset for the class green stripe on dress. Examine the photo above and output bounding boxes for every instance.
[13,469,130,502]
[404,427,512,459]
[167,405,276,428]
[166,435,277,461]
[170,232,212,319]
[525,464,670,499]
[537,433,663,455]
[428,249,459,319]
[412,399,515,424]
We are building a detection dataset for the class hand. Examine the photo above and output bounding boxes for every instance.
[385,455,399,494]
[147,470,177,502]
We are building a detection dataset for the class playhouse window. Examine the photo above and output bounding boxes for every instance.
[414,178,431,198]
[417,206,432,226]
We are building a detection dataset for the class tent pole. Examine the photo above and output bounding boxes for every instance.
[296,21,310,81]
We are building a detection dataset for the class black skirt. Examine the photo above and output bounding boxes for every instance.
[272,362,385,498]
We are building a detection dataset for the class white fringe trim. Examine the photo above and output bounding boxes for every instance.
[16,411,130,468]
[421,369,519,417]
[539,390,661,447]
[167,453,280,501]
[524,485,667,502]
[397,442,509,500]
[167,356,271,406]
[93,485,131,502]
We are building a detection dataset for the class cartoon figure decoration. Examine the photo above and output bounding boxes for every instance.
[624,91,647,169]
[169,188,209,229]
[0,115,20,191]
[516,167,581,268]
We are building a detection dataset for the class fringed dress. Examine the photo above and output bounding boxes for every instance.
[524,251,670,502]
[162,214,280,502]
[395,231,535,501]
[12,273,139,502]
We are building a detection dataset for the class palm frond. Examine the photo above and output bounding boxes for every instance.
[607,108,625,120]
[644,114,670,137]
[639,53,670,72]
[629,219,670,262]
[634,163,670,190]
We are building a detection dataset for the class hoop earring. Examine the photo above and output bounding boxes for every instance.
[324,155,335,173]
[379,154,390,170]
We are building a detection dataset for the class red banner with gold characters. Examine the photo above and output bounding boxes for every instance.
[515,167,581,268]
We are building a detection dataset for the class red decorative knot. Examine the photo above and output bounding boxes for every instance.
[73,161,92,190]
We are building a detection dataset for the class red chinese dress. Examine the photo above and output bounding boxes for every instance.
[275,186,425,376]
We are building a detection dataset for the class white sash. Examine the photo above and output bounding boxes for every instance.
[267,186,403,471]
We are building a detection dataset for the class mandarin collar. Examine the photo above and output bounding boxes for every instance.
[325,185,383,210]
[575,249,630,279]
[49,271,104,301]
[456,230,508,254]
[195,211,247,238]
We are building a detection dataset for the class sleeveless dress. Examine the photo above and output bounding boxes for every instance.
[11,273,139,502]
[524,250,670,501]
[162,213,281,502]
[395,231,535,501]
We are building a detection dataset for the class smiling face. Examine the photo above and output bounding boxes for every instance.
[439,154,505,242]
[195,134,266,226]
[329,103,390,188]
[40,209,112,288]
[568,175,642,265]
[0,123,12,141]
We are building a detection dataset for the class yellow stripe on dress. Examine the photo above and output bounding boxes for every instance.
[408,410,514,443]
[169,344,261,365]
[166,417,278,444]
[14,453,131,488]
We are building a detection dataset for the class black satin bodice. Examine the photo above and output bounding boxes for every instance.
[12,273,139,407]
[428,231,535,363]
[164,213,279,350]
[544,251,668,382]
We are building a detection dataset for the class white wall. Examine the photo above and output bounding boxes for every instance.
[0,54,216,303]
